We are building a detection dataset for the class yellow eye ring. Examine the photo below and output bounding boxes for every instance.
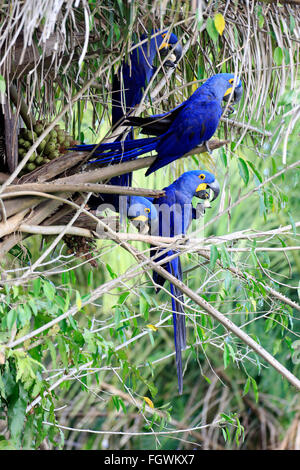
[199,173,206,180]
[229,78,234,84]
[144,207,150,213]
[161,33,167,38]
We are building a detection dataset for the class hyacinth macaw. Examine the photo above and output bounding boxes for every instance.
[72,73,242,176]
[88,193,158,229]
[109,29,182,189]
[112,29,183,131]
[149,170,220,394]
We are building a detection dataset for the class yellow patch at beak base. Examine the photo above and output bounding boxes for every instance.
[196,183,207,192]
[159,41,170,50]
[224,87,233,97]
[132,215,148,222]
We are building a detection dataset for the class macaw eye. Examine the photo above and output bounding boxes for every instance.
[144,207,150,213]
[229,78,234,84]
[161,33,167,38]
[199,173,206,180]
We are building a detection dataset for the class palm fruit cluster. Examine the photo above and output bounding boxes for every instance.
[18,120,77,174]
[63,235,98,267]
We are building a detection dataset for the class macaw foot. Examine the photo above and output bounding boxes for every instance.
[204,141,212,154]
[222,105,235,117]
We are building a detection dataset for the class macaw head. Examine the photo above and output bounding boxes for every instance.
[203,73,243,105]
[176,170,220,202]
[220,73,243,105]
[127,196,158,230]
[156,30,182,67]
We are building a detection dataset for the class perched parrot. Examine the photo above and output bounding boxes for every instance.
[112,29,183,132]
[149,170,220,394]
[109,29,182,189]
[71,73,243,176]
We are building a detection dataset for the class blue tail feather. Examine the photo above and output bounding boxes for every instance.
[70,137,157,167]
[166,257,186,395]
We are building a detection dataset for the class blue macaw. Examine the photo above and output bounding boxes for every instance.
[149,170,220,394]
[112,29,182,132]
[72,73,243,176]
[88,193,158,228]
[110,29,182,188]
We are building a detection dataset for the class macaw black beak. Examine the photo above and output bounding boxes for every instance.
[207,179,220,201]
[171,42,182,63]
[161,42,182,68]
[223,85,243,104]
[195,179,220,202]
[232,85,243,104]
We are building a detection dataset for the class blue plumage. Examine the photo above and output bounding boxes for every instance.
[149,170,220,394]
[71,74,243,177]
[112,30,182,128]
[110,30,182,188]
[88,193,158,224]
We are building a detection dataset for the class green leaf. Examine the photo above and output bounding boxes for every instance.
[220,245,231,268]
[87,270,93,287]
[243,377,251,396]
[43,282,55,301]
[106,263,117,279]
[223,343,230,369]
[7,393,27,443]
[210,245,219,270]
[57,336,68,368]
[274,47,283,66]
[251,377,259,403]
[220,148,227,167]
[7,309,17,331]
[118,292,130,304]
[76,291,82,310]
[258,13,265,29]
[112,395,120,412]
[206,17,219,42]
[33,277,41,297]
[246,160,262,183]
[290,14,295,34]
[238,158,249,186]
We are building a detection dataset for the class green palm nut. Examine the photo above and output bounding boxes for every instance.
[23,140,31,149]
[57,134,65,144]
[28,152,38,162]
[48,150,60,160]
[50,130,57,139]
[35,156,44,165]
[18,148,26,156]
[26,163,36,171]
[18,138,25,146]
[25,130,37,142]
[44,142,56,154]
[34,123,44,135]
[37,140,46,152]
